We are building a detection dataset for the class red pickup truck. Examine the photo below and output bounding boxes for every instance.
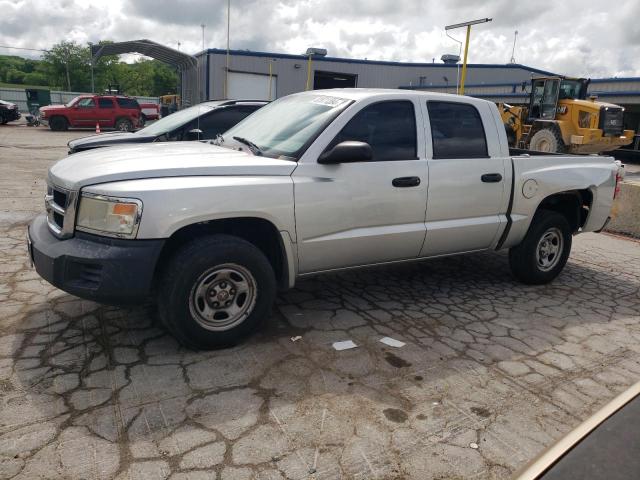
[40,95,142,132]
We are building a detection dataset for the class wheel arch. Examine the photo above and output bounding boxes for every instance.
[153,217,293,292]
[49,114,69,127]
[114,116,133,128]
[535,189,593,233]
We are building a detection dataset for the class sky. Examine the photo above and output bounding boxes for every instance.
[1,0,639,78]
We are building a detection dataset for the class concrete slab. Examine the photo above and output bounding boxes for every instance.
[1,126,639,479]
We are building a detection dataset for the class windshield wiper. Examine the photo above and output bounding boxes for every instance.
[233,136,262,156]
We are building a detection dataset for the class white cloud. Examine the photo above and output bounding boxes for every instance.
[1,0,639,77]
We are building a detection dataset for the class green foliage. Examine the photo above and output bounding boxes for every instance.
[0,40,178,96]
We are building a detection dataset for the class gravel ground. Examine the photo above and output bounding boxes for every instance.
[1,123,639,480]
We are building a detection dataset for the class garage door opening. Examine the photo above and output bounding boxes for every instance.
[314,71,357,90]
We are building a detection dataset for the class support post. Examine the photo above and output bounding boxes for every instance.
[460,25,471,95]
[306,55,312,90]
[268,60,273,100]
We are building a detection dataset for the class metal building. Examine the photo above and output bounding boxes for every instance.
[187,47,640,131]
[191,48,557,102]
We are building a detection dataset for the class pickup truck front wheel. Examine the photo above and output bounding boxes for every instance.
[157,234,276,349]
[509,210,572,285]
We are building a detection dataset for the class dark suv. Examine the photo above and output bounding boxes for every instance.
[0,100,21,124]
[40,95,142,132]
[67,100,267,153]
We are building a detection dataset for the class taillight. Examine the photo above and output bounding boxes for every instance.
[614,171,622,199]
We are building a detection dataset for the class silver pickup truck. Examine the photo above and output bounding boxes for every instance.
[27,89,623,349]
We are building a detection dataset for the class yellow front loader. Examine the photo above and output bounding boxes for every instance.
[499,77,634,154]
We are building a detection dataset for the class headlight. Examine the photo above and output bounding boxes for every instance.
[76,193,142,238]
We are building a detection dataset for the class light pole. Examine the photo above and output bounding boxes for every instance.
[224,0,230,99]
[444,18,492,95]
[510,30,518,64]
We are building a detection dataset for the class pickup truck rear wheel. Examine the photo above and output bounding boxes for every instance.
[509,209,572,285]
[157,234,276,349]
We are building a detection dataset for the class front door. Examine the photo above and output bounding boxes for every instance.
[293,99,428,273]
[421,100,507,257]
[74,97,98,127]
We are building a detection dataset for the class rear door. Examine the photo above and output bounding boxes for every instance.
[97,98,115,127]
[420,100,508,257]
[293,98,429,273]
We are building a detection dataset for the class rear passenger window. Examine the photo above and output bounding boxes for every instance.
[328,101,417,161]
[98,98,114,109]
[116,98,140,109]
[427,101,488,159]
[198,107,256,138]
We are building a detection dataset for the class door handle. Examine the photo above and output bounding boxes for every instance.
[392,176,421,187]
[481,173,503,183]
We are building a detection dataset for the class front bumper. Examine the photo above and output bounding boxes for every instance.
[2,109,21,121]
[569,129,634,153]
[28,214,165,304]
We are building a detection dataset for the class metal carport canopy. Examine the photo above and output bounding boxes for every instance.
[90,39,197,69]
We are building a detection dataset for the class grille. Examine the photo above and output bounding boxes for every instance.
[45,184,78,238]
[599,107,624,136]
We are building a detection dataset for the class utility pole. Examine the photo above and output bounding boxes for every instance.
[224,0,231,99]
[510,30,518,64]
[88,42,95,93]
[444,18,492,95]
[201,24,205,52]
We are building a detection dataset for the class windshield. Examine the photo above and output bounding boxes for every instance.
[65,97,81,107]
[222,94,352,159]
[559,80,586,100]
[137,103,216,136]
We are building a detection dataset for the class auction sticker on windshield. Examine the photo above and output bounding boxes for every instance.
[310,96,349,107]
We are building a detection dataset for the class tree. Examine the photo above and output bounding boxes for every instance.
[42,41,90,91]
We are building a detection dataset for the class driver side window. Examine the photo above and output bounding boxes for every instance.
[78,98,95,108]
[326,100,418,161]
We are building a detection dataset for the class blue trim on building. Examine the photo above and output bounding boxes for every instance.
[201,48,558,75]
[590,77,640,83]
[591,91,640,96]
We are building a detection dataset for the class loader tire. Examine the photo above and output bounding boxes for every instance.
[529,128,566,153]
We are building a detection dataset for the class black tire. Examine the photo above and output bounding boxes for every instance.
[139,114,147,127]
[0,115,7,125]
[528,127,566,153]
[157,234,276,349]
[49,116,68,131]
[115,117,133,132]
[509,209,572,285]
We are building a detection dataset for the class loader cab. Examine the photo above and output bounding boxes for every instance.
[528,77,590,122]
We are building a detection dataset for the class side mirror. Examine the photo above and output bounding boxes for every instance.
[187,128,202,140]
[318,141,373,164]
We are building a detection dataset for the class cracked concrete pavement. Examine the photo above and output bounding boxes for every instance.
[1,124,640,479]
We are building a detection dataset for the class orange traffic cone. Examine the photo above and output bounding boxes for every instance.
[95,122,101,134]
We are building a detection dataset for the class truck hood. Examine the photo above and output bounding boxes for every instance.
[49,142,297,191]
[40,104,67,112]
[67,131,155,152]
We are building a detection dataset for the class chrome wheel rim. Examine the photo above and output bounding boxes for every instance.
[189,264,257,331]
[536,228,563,272]
[118,122,130,132]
